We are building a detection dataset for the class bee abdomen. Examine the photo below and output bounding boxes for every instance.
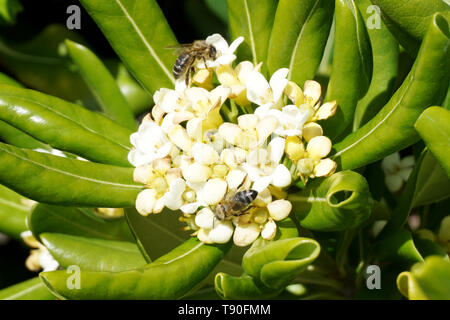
[232,190,258,210]
[173,52,192,79]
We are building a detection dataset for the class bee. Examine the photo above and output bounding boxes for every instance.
[214,179,258,221]
[168,40,217,86]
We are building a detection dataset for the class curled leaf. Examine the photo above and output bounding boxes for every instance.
[290,171,373,231]
[397,256,450,300]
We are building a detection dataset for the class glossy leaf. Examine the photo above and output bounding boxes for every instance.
[353,0,399,130]
[374,228,424,264]
[0,72,53,150]
[397,256,450,300]
[372,0,449,55]
[125,207,189,261]
[30,204,134,242]
[0,120,50,151]
[243,237,321,289]
[65,40,137,130]
[0,142,142,207]
[114,63,152,116]
[41,233,146,272]
[290,171,373,231]
[0,71,22,87]
[227,0,277,68]
[268,0,334,86]
[0,85,133,167]
[322,0,372,139]
[381,150,449,237]
[125,207,243,277]
[412,151,450,207]
[79,0,177,93]
[0,277,55,300]
[214,273,281,300]
[40,238,229,299]
[333,14,450,170]
[0,184,29,239]
[414,106,450,177]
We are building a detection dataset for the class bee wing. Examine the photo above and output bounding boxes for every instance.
[164,43,193,55]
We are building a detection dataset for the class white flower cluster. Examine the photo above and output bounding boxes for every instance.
[21,231,59,272]
[129,34,338,247]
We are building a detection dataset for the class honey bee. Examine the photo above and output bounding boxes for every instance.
[168,40,217,86]
[214,180,258,221]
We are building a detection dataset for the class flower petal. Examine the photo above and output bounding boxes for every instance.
[233,223,261,247]
[195,207,216,229]
[267,199,292,221]
[269,68,289,103]
[209,221,234,243]
[271,164,292,188]
[307,136,332,159]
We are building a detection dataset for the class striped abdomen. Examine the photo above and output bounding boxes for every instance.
[173,52,194,79]
[231,190,258,211]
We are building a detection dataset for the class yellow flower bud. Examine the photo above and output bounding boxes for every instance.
[285,136,305,161]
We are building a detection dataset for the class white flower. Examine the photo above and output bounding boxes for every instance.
[382,152,415,193]
[21,231,59,272]
[240,137,292,191]
[202,34,244,68]
[246,68,289,106]
[128,121,172,167]
[256,104,313,137]
[163,178,186,210]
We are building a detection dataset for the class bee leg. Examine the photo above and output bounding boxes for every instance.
[236,173,248,191]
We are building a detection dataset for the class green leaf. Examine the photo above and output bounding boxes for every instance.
[381,150,449,237]
[0,71,22,87]
[0,184,28,239]
[290,171,373,231]
[30,204,134,242]
[333,14,450,170]
[65,40,137,130]
[353,0,399,130]
[227,0,277,69]
[321,0,372,139]
[125,207,243,277]
[0,120,50,151]
[125,207,189,261]
[0,72,53,150]
[0,85,133,167]
[397,256,450,300]
[0,277,55,300]
[242,237,321,289]
[412,151,450,207]
[0,0,22,25]
[113,62,152,117]
[0,24,100,108]
[372,0,450,56]
[40,233,146,272]
[205,0,229,24]
[374,228,424,264]
[40,238,229,299]
[214,273,281,299]
[79,0,177,93]
[267,0,334,86]
[414,106,450,177]
[0,142,142,207]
